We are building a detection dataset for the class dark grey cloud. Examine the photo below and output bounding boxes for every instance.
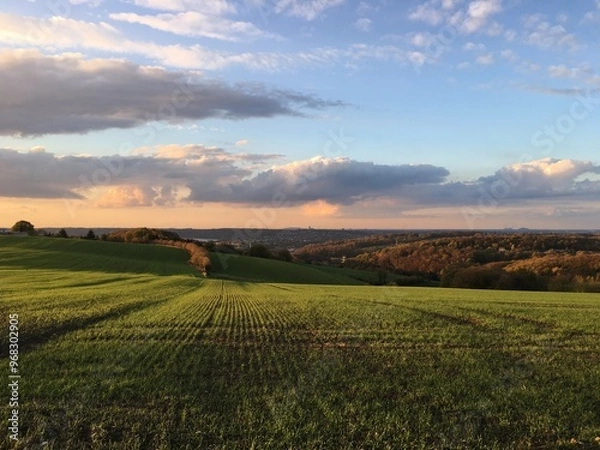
[0,148,449,206]
[0,146,257,204]
[0,50,347,136]
[187,157,450,204]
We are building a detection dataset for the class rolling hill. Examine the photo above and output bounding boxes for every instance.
[0,236,197,276]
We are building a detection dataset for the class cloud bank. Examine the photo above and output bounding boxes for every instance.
[0,147,448,207]
[2,145,599,215]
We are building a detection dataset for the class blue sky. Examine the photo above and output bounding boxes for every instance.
[1,0,600,229]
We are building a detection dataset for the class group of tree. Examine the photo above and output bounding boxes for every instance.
[11,220,35,234]
[105,227,181,243]
[52,228,96,239]
[10,221,100,240]
[440,266,548,291]
[246,244,293,262]
[154,239,211,275]
[104,228,211,274]
[294,231,600,292]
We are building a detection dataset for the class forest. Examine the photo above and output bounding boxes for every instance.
[293,232,600,292]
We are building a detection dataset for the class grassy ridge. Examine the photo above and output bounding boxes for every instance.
[0,236,197,276]
[1,238,600,449]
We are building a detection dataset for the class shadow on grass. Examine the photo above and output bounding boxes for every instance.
[1,297,169,357]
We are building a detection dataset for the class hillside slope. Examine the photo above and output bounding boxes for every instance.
[210,253,367,285]
[0,236,197,276]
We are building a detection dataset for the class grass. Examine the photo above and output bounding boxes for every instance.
[1,237,600,449]
[209,252,367,284]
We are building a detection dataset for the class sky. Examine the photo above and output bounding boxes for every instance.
[1,0,600,230]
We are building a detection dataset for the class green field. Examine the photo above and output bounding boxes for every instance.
[209,252,368,284]
[1,236,600,449]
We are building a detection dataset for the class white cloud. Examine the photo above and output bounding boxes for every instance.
[0,13,336,71]
[301,200,340,217]
[460,0,502,33]
[582,0,600,22]
[548,64,579,79]
[68,0,103,5]
[408,51,428,67]
[500,49,517,62]
[346,43,431,68]
[522,15,577,50]
[507,159,595,180]
[504,29,517,41]
[110,11,278,41]
[96,185,176,208]
[515,61,541,73]
[356,1,378,15]
[487,158,600,198]
[275,0,345,21]
[463,41,485,51]
[409,0,501,34]
[409,2,445,25]
[398,158,600,210]
[131,0,236,14]
[0,13,429,73]
[410,32,438,48]
[354,17,372,32]
[485,21,503,36]
[441,0,460,10]
[476,53,494,65]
